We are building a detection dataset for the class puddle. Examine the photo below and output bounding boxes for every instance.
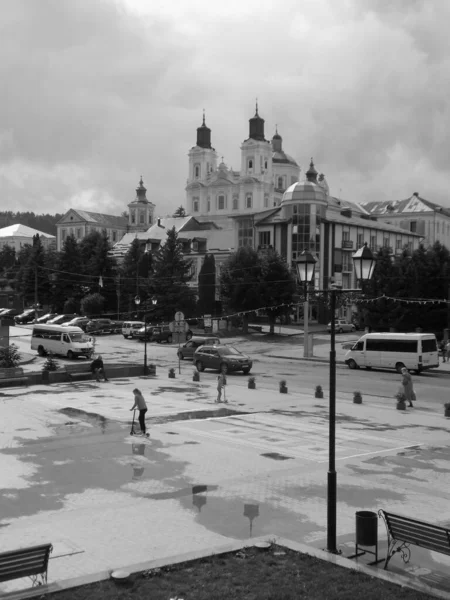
[57,407,122,435]
[150,407,251,425]
[261,452,293,461]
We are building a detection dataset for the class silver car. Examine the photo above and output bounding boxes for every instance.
[327,319,356,333]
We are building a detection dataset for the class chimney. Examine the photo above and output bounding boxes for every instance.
[413,192,419,197]
[157,218,165,228]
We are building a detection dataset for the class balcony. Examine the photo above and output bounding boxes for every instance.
[341,240,354,249]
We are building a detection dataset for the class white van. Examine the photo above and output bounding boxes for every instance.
[344,332,439,374]
[31,325,94,359]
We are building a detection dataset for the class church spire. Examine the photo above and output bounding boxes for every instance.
[249,100,265,141]
[135,176,148,202]
[306,158,318,183]
[196,110,212,149]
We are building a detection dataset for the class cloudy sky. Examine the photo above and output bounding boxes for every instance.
[1,0,449,217]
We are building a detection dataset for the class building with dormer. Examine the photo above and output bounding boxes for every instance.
[56,177,154,251]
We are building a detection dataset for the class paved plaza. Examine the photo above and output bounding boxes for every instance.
[1,364,450,597]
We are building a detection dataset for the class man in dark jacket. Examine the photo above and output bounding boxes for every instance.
[90,354,109,382]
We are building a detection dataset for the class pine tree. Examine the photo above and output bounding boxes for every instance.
[258,250,296,334]
[79,231,118,315]
[149,227,195,321]
[52,234,84,312]
[197,254,216,316]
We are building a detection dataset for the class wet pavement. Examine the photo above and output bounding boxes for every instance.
[0,374,450,596]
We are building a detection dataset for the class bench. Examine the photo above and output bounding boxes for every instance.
[0,367,28,388]
[379,509,450,570]
[0,543,53,588]
[65,363,93,382]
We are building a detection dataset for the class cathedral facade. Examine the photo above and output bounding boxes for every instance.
[185,106,300,225]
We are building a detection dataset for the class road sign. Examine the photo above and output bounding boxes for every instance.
[174,311,184,323]
[169,321,189,333]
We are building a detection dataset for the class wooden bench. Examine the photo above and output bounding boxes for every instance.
[65,363,93,382]
[0,543,53,588]
[379,509,450,570]
[0,367,28,388]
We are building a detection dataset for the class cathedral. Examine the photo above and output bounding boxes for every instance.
[185,105,301,225]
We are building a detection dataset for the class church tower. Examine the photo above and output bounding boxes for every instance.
[127,177,155,232]
[240,103,273,181]
[187,112,218,184]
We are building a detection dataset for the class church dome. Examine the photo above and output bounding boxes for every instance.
[281,160,327,206]
[272,151,298,166]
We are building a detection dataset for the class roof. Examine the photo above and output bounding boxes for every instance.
[360,194,450,218]
[0,223,55,239]
[325,211,421,235]
[58,210,127,228]
[272,151,298,166]
[282,181,328,204]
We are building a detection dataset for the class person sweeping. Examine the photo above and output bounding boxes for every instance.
[130,388,149,436]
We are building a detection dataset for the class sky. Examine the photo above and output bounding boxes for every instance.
[1,0,450,218]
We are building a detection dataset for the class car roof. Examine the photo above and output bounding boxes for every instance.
[190,336,219,342]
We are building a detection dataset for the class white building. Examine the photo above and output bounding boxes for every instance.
[0,224,55,251]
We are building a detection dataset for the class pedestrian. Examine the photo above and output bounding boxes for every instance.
[90,354,109,382]
[446,340,450,363]
[130,388,148,436]
[216,370,227,403]
[400,367,415,407]
[439,340,446,362]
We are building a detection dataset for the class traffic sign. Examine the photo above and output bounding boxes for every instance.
[174,311,185,323]
[169,321,189,333]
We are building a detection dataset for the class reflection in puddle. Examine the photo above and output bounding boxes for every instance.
[150,407,250,425]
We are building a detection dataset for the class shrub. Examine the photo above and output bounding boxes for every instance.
[248,376,256,384]
[42,354,59,372]
[280,380,287,387]
[395,391,406,402]
[0,344,21,368]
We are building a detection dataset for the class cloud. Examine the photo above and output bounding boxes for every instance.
[1,0,450,217]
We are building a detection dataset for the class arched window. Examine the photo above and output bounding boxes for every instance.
[264,195,269,208]
[248,159,253,171]
[233,196,238,210]
[131,212,136,224]
[218,195,225,210]
[194,164,200,178]
[277,176,283,189]
[207,197,211,212]
[246,194,252,209]
[193,197,199,212]
[139,213,144,224]
[264,160,268,170]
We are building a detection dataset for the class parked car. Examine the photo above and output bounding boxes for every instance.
[47,314,79,325]
[85,318,116,335]
[122,321,145,339]
[0,308,21,319]
[35,312,58,324]
[152,324,193,344]
[194,345,252,374]
[177,336,220,360]
[14,309,37,324]
[135,324,155,341]
[327,319,356,333]
[63,317,92,332]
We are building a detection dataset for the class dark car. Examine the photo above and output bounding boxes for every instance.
[14,309,37,324]
[152,324,193,344]
[63,317,92,332]
[193,345,252,374]
[0,308,21,320]
[135,324,155,341]
[35,312,58,324]
[85,318,116,335]
[177,336,220,360]
[47,313,79,325]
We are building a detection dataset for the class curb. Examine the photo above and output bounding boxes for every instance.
[3,535,448,600]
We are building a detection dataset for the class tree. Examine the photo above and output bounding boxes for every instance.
[173,206,186,217]
[79,231,118,315]
[197,254,216,316]
[149,227,195,321]
[14,234,51,306]
[119,239,153,318]
[0,344,21,368]
[219,247,262,333]
[52,234,84,312]
[0,245,16,273]
[81,293,105,316]
[258,250,296,334]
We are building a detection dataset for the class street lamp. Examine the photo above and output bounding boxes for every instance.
[134,295,148,375]
[296,251,317,358]
[296,243,375,554]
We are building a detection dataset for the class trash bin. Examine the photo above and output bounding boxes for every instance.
[355,510,378,547]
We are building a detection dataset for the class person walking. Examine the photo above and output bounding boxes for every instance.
[216,370,227,403]
[400,367,415,407]
[90,355,109,382]
[130,388,148,436]
[446,340,450,363]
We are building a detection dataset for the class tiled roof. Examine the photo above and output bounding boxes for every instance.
[360,195,450,217]
[59,210,127,228]
[0,223,55,238]
[326,212,421,235]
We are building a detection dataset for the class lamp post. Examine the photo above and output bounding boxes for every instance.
[134,295,147,375]
[297,243,375,554]
[295,251,317,358]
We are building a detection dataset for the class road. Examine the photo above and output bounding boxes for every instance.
[12,324,449,410]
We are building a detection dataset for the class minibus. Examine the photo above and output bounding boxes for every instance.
[344,332,439,374]
[31,324,94,359]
